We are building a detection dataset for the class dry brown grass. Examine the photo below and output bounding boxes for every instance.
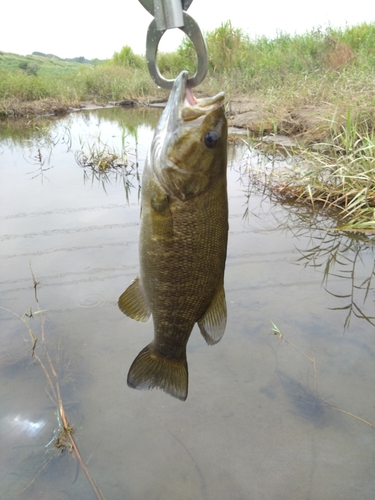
[246,109,375,231]
[324,38,355,70]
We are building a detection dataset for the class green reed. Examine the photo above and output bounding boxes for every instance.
[247,110,375,230]
[2,22,375,107]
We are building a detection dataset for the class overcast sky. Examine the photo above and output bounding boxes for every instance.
[1,1,373,60]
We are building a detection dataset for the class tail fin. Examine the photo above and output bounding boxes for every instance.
[127,344,188,401]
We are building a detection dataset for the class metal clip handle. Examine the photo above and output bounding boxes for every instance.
[139,0,194,25]
[139,0,207,89]
[146,12,207,89]
[153,0,183,30]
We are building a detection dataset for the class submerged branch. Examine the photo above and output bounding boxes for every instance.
[270,321,375,430]
[1,267,107,500]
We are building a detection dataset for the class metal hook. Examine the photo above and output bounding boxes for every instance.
[146,11,207,89]
[139,0,208,89]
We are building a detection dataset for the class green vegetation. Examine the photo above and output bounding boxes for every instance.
[158,21,375,103]
[1,22,375,229]
[1,22,374,113]
[246,110,375,230]
[31,51,101,65]
[0,51,89,76]
[111,45,145,69]
[0,46,164,115]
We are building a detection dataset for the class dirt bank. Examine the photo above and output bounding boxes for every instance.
[0,96,350,144]
[226,97,348,143]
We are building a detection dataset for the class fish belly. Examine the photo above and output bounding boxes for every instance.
[120,159,228,401]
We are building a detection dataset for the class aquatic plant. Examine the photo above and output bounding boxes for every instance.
[269,322,374,428]
[0,268,107,499]
[295,230,375,330]
[75,131,140,200]
[245,110,375,231]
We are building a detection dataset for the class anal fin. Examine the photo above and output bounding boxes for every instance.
[198,284,227,345]
[118,276,151,322]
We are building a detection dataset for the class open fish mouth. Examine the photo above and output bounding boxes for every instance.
[173,70,225,122]
[182,86,225,121]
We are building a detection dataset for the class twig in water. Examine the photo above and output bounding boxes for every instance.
[271,320,317,393]
[270,321,374,429]
[1,267,107,500]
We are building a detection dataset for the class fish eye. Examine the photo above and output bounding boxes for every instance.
[204,130,219,149]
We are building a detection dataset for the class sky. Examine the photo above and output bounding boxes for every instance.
[1,1,374,60]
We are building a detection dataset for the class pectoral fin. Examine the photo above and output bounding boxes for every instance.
[198,284,227,345]
[150,192,174,242]
[118,276,151,322]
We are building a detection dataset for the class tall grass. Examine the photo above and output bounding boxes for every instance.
[81,65,160,101]
[0,70,87,101]
[0,65,167,111]
[2,23,375,228]
[247,110,375,230]
[156,21,375,94]
[2,21,375,108]
[111,45,145,69]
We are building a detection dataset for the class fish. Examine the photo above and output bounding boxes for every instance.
[118,70,228,401]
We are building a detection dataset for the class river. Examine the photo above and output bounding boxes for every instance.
[1,107,374,500]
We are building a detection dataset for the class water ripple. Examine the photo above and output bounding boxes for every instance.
[0,203,139,221]
[1,222,139,241]
[0,240,138,259]
[78,294,107,308]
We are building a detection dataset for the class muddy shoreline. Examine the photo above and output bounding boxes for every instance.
[0,96,340,145]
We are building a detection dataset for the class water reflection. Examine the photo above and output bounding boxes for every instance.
[236,151,375,332]
[3,414,46,438]
[1,110,374,500]
[296,230,375,330]
[0,117,60,146]
[0,107,161,147]
[276,370,327,424]
[81,106,161,131]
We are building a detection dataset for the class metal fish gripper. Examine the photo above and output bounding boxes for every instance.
[138,0,208,89]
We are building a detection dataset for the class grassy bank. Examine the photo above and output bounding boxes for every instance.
[1,22,375,229]
[165,21,375,231]
[1,22,375,121]
[246,118,375,230]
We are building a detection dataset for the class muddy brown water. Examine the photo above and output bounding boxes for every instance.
[1,108,374,500]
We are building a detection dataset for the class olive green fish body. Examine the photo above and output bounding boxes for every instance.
[118,71,228,400]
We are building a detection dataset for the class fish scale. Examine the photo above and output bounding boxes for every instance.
[118,71,228,400]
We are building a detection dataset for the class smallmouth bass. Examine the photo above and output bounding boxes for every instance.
[118,70,228,401]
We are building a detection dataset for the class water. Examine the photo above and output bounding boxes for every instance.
[1,108,374,500]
